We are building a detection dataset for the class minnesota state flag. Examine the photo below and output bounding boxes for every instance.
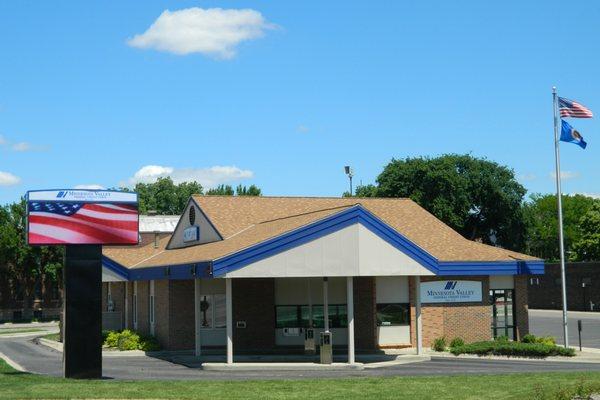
[561,119,587,149]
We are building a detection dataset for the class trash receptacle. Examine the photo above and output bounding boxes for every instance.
[320,331,332,364]
[305,328,315,354]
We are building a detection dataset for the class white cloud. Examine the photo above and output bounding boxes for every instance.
[550,171,580,180]
[518,173,537,182]
[74,184,106,190]
[129,165,254,187]
[12,142,32,152]
[573,193,600,199]
[127,7,275,59]
[0,171,21,186]
[297,125,310,133]
[0,135,6,146]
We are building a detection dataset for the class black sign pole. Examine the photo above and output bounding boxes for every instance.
[63,244,102,379]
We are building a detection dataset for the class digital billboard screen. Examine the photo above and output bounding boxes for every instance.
[26,190,139,245]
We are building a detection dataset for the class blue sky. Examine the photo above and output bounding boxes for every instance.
[1,1,599,205]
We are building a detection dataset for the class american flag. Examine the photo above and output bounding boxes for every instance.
[27,202,139,245]
[559,97,593,118]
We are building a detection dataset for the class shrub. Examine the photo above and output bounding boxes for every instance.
[139,335,161,352]
[450,340,575,358]
[104,331,121,348]
[521,334,556,346]
[117,329,141,351]
[494,335,509,343]
[521,334,537,344]
[449,337,465,348]
[102,329,162,352]
[432,337,447,352]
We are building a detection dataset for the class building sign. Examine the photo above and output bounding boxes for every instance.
[183,226,200,243]
[26,189,139,245]
[420,280,482,303]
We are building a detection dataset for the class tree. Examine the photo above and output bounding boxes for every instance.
[572,202,600,261]
[523,194,597,261]
[0,199,63,310]
[206,184,262,196]
[366,154,527,250]
[131,177,204,215]
[206,185,234,196]
[130,178,262,215]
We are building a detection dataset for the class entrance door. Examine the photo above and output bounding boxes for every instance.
[490,289,515,340]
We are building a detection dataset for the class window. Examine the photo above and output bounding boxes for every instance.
[199,294,226,329]
[275,305,347,329]
[376,303,410,326]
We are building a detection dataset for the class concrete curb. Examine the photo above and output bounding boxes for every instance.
[0,330,58,339]
[201,362,365,371]
[37,337,149,357]
[362,355,431,369]
[429,351,600,364]
[0,351,27,372]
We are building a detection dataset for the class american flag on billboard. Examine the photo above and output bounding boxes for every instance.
[27,202,139,245]
[559,97,594,118]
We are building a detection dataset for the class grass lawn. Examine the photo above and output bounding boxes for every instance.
[0,328,45,336]
[40,332,60,341]
[1,359,600,399]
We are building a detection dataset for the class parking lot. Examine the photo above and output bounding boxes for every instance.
[529,309,600,348]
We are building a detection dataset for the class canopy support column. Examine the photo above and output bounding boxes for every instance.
[194,279,201,357]
[347,277,355,364]
[226,278,233,364]
[323,278,329,332]
[415,276,423,355]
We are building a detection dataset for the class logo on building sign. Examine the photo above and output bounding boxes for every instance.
[420,280,482,303]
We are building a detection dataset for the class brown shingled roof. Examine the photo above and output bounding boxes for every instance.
[103,196,539,269]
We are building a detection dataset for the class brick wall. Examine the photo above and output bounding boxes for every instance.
[232,278,276,351]
[153,280,170,348]
[167,280,195,350]
[529,262,600,311]
[136,281,150,335]
[353,277,377,350]
[514,275,529,340]
[410,276,492,347]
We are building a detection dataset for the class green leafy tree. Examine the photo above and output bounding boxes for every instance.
[572,202,600,261]
[206,185,235,196]
[131,177,204,215]
[368,154,527,250]
[523,194,597,261]
[207,184,262,196]
[0,199,63,308]
[236,184,262,196]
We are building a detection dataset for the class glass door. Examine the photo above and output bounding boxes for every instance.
[490,289,515,340]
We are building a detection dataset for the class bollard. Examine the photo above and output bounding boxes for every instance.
[577,319,582,352]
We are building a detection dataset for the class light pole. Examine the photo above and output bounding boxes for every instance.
[344,166,354,196]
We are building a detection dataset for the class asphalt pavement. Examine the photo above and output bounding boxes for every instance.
[2,335,600,381]
[529,309,600,348]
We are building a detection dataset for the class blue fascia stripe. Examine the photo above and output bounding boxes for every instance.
[102,255,212,282]
[127,261,213,281]
[102,256,130,280]
[212,205,544,278]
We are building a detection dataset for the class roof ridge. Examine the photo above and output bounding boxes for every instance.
[192,195,412,200]
[256,204,356,225]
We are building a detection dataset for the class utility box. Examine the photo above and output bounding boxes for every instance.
[304,328,315,354]
[320,331,332,364]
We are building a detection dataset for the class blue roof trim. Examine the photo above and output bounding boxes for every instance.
[127,261,213,281]
[212,205,544,277]
[102,255,212,281]
[102,256,130,280]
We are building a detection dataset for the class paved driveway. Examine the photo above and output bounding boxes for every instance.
[2,335,600,380]
[529,309,600,348]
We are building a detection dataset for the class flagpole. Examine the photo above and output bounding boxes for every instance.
[552,86,569,348]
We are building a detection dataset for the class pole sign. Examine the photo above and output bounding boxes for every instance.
[26,189,139,245]
[420,280,482,303]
